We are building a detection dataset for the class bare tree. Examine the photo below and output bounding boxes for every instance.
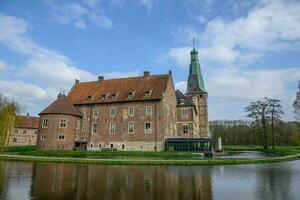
[266,97,284,149]
[293,81,300,121]
[245,101,269,149]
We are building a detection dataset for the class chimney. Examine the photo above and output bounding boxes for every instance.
[144,71,150,77]
[75,79,79,84]
[26,113,29,117]
[169,70,172,75]
[98,76,104,81]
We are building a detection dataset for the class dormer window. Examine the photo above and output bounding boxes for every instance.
[111,94,116,101]
[179,99,185,105]
[101,94,106,101]
[87,95,92,103]
[144,91,150,98]
[127,92,133,99]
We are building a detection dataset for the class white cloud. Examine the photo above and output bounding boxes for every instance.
[175,81,187,93]
[169,0,300,66]
[101,70,139,79]
[0,59,7,71]
[197,15,206,23]
[46,0,112,29]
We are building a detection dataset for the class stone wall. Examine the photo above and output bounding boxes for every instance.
[9,128,37,146]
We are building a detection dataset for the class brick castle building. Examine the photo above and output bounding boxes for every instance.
[37,47,210,151]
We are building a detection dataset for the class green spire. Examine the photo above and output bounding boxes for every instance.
[186,47,206,94]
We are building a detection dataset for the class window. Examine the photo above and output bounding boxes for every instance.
[76,120,80,129]
[58,134,65,140]
[41,134,47,140]
[127,92,133,99]
[92,123,98,134]
[111,94,117,101]
[82,127,85,131]
[128,122,134,134]
[81,136,85,141]
[122,144,125,150]
[182,124,189,134]
[145,122,151,133]
[182,109,188,119]
[93,109,99,118]
[59,119,67,128]
[13,137,17,143]
[90,143,94,148]
[14,129,18,133]
[128,107,134,116]
[23,130,27,134]
[110,144,114,149]
[35,130,38,134]
[110,107,116,117]
[87,95,92,103]
[144,91,150,97]
[110,122,116,134]
[101,94,106,101]
[146,106,152,116]
[179,99,185,105]
[98,143,101,149]
[42,118,48,128]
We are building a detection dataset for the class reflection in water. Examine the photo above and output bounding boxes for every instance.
[30,163,212,200]
[0,160,300,200]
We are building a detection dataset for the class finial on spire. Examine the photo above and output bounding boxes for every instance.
[192,38,196,49]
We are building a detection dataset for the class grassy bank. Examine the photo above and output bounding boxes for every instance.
[224,145,300,155]
[4,146,199,158]
[0,153,299,166]
[0,145,299,166]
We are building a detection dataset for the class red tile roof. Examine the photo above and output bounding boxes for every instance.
[67,74,171,105]
[15,115,39,129]
[39,94,82,117]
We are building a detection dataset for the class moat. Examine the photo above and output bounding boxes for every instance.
[0,159,299,200]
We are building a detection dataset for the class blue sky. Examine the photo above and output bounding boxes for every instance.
[0,0,300,121]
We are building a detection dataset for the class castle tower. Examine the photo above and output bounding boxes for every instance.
[186,47,209,137]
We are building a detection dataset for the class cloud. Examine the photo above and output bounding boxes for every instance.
[101,70,140,79]
[46,0,112,29]
[0,59,7,71]
[169,0,300,66]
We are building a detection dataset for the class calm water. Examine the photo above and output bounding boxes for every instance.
[0,160,299,200]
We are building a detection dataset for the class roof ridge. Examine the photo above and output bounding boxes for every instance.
[77,73,170,84]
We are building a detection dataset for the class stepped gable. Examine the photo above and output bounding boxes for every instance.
[39,93,82,117]
[67,73,171,105]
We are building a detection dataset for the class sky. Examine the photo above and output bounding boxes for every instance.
[0,0,300,121]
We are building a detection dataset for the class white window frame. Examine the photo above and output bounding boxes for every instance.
[109,121,116,134]
[14,129,18,133]
[145,106,152,116]
[93,109,99,118]
[42,118,48,128]
[145,122,152,133]
[128,107,134,117]
[41,134,47,140]
[92,123,98,134]
[110,107,116,117]
[12,137,17,143]
[59,119,67,128]
[182,109,188,119]
[23,129,27,134]
[58,134,65,141]
[128,122,134,134]
[76,119,80,130]
[182,124,189,134]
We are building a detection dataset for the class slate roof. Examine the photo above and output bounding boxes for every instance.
[15,115,39,129]
[175,89,186,99]
[67,74,171,105]
[40,94,82,117]
[175,89,195,107]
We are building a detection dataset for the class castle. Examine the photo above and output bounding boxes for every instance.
[37,47,210,152]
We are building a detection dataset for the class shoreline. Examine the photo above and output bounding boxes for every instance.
[0,153,299,166]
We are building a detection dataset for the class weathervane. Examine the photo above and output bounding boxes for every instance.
[192,38,196,48]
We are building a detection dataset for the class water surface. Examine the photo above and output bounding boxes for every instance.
[0,160,299,200]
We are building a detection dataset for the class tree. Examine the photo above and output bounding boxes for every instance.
[293,81,300,121]
[0,94,19,152]
[266,97,284,149]
[245,101,269,149]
